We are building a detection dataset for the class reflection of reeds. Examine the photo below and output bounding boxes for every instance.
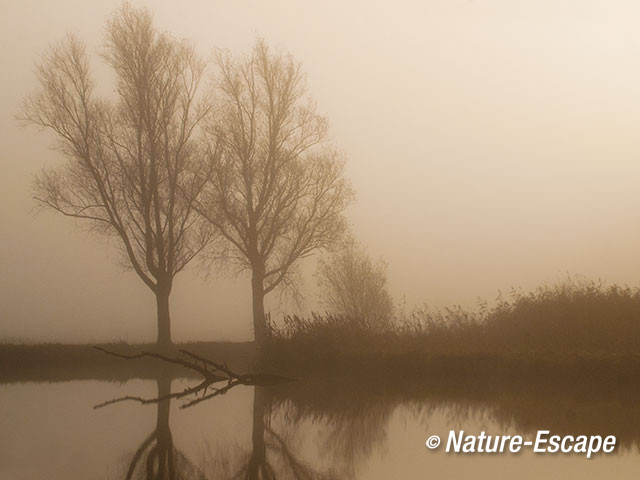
[198,387,342,479]
[278,393,393,479]
[273,372,640,464]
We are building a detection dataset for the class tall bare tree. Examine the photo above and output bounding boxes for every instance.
[21,5,212,345]
[317,238,394,328]
[199,40,353,345]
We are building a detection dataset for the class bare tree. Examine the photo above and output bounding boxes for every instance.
[21,4,212,345]
[316,238,394,328]
[234,388,338,480]
[198,40,353,345]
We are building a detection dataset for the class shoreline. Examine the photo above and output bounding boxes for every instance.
[2,342,640,386]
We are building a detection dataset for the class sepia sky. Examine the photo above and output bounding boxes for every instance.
[2,0,640,342]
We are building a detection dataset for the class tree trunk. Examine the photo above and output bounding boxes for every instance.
[251,270,269,345]
[248,387,268,479]
[154,375,174,480]
[156,288,172,346]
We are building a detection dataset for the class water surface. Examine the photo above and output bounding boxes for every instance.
[1,377,639,479]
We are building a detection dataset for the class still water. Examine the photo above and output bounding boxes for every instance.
[1,377,639,479]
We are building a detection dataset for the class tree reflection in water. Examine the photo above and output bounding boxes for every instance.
[230,387,339,480]
[120,382,341,480]
[195,384,392,480]
[123,375,207,480]
[100,351,640,479]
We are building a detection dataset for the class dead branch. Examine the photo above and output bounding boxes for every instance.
[93,346,295,409]
[94,379,214,409]
[179,379,244,409]
[94,346,223,380]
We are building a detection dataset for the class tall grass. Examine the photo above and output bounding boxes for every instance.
[271,278,640,356]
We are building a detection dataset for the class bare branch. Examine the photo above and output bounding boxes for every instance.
[93,346,295,410]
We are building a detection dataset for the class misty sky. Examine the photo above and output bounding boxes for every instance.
[2,0,640,343]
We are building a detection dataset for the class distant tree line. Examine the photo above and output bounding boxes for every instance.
[21,3,393,346]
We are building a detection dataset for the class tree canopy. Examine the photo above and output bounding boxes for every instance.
[22,4,213,344]
[198,40,353,343]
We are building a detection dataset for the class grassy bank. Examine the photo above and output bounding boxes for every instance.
[0,341,254,383]
[3,342,640,386]
[4,279,640,383]
[264,279,640,378]
[273,279,640,353]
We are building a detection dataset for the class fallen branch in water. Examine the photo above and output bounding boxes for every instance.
[93,346,295,409]
[94,378,216,409]
[93,346,223,380]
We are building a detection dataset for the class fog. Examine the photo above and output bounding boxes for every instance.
[2,0,640,343]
